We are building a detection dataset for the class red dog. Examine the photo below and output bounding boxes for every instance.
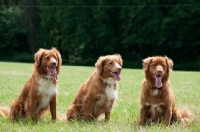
[66,54,123,121]
[139,56,193,125]
[0,48,62,122]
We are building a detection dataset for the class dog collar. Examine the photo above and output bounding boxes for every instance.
[103,82,111,87]
[150,85,160,89]
[103,81,117,88]
[42,76,52,80]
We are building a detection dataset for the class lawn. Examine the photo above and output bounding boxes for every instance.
[0,62,200,132]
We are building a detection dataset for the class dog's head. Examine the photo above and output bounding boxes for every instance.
[95,54,123,82]
[34,47,62,81]
[143,56,173,88]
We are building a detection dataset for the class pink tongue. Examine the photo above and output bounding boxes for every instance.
[112,72,120,81]
[47,67,58,81]
[155,76,162,88]
[53,73,58,81]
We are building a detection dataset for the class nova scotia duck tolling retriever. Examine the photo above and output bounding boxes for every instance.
[139,56,193,126]
[0,48,62,122]
[66,54,123,121]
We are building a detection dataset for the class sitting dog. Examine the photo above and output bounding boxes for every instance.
[0,48,62,122]
[66,54,123,121]
[139,56,193,125]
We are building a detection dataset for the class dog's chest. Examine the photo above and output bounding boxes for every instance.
[150,89,163,97]
[152,89,159,96]
[105,84,118,101]
[93,84,117,114]
[36,76,58,112]
[145,102,165,116]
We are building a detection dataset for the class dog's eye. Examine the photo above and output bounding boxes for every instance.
[152,64,156,67]
[109,61,113,65]
[45,56,50,60]
[117,61,121,66]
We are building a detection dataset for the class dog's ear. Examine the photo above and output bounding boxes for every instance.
[95,56,106,74]
[165,56,173,72]
[143,57,153,71]
[52,47,62,66]
[116,54,123,66]
[34,48,45,67]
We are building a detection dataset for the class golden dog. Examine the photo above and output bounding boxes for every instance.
[0,48,62,122]
[139,56,193,125]
[66,54,123,121]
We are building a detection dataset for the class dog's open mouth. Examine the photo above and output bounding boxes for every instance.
[155,75,162,88]
[108,71,120,81]
[46,66,58,81]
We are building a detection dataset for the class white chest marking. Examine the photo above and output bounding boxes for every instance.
[93,78,118,114]
[36,76,58,113]
[103,77,118,107]
[145,102,165,116]
[153,89,159,96]
[105,85,118,101]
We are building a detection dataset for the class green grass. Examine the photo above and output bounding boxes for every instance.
[0,62,200,132]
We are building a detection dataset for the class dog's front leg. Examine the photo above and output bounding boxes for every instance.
[83,98,95,121]
[50,95,57,122]
[164,107,172,126]
[105,100,114,121]
[139,105,149,125]
[26,98,38,121]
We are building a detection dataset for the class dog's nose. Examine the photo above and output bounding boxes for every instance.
[156,65,163,74]
[52,62,57,66]
[157,70,162,74]
[118,67,122,72]
[50,57,57,66]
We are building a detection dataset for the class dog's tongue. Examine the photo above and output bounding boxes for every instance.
[47,66,58,81]
[112,72,121,81]
[155,76,162,88]
[52,72,58,81]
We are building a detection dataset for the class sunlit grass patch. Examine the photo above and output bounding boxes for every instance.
[0,62,199,131]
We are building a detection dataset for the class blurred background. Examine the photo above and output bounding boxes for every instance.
[0,0,200,71]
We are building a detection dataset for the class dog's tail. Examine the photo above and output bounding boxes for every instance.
[57,104,82,121]
[57,112,66,121]
[66,104,82,121]
[0,106,10,118]
[173,108,194,125]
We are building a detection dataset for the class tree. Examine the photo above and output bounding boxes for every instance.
[1,0,200,70]
[0,6,28,60]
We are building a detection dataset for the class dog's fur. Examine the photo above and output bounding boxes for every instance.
[0,107,10,118]
[139,56,193,125]
[0,48,62,122]
[66,54,122,121]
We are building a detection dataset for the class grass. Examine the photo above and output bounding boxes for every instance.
[0,61,200,132]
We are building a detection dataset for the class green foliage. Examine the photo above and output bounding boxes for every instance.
[0,0,200,70]
[0,7,28,58]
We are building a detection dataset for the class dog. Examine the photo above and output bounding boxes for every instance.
[139,56,193,126]
[66,54,122,121]
[0,48,62,122]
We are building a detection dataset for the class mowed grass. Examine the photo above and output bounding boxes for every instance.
[0,61,200,132]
